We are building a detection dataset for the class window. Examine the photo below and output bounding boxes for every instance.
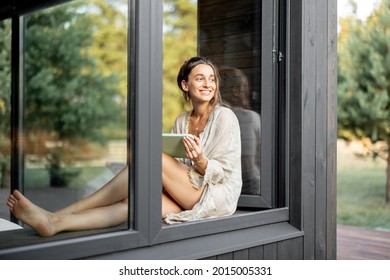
[162,0,285,209]
[8,0,129,231]
[152,0,287,245]
[0,0,289,259]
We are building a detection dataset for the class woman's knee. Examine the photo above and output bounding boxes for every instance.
[162,152,174,171]
[162,193,182,218]
[115,199,129,222]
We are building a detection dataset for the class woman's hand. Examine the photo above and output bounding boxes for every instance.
[183,135,208,174]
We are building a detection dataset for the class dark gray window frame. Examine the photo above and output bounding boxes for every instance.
[1,0,155,259]
[236,0,279,209]
[0,0,305,260]
[152,0,289,245]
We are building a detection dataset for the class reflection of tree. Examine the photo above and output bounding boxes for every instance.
[163,0,197,132]
[338,0,390,203]
[89,0,128,138]
[22,2,121,186]
[0,19,11,189]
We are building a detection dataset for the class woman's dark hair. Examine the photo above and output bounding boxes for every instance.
[177,56,222,106]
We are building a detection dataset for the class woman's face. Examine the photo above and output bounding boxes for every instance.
[181,64,216,104]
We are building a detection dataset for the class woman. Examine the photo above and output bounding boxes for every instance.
[7,57,242,236]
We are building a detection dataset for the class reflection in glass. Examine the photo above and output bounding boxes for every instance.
[199,0,262,195]
[0,18,12,221]
[163,0,262,195]
[162,0,197,132]
[219,67,261,195]
[22,0,128,217]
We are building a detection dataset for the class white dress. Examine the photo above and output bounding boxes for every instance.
[165,105,242,224]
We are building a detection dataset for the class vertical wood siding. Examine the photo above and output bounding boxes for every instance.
[201,237,304,260]
[300,0,337,259]
[326,0,338,260]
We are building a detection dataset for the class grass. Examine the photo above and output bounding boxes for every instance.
[337,139,390,230]
[337,167,390,230]
[24,166,107,189]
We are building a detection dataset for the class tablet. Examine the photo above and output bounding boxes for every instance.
[162,133,194,158]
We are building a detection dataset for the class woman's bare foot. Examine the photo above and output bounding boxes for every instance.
[7,190,57,237]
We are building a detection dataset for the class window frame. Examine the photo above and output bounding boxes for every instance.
[0,0,295,259]
[1,0,152,259]
[238,0,280,209]
[149,0,289,245]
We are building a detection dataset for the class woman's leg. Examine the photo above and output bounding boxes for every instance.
[162,153,204,211]
[162,193,182,218]
[7,190,128,237]
[55,166,129,215]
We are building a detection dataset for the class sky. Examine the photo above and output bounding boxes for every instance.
[337,0,381,32]
[337,0,380,20]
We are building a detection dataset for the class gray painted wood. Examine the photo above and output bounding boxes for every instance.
[202,237,304,260]
[248,245,264,260]
[288,0,303,231]
[216,252,233,260]
[87,223,302,260]
[233,249,249,260]
[302,0,318,260]
[314,0,329,260]
[277,238,303,260]
[326,0,338,260]
[263,243,278,260]
[300,0,337,260]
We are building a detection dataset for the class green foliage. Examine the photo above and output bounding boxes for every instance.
[338,0,390,146]
[21,2,127,186]
[162,0,197,132]
[0,1,129,187]
[338,0,390,202]
[88,0,128,108]
[0,19,11,134]
[24,3,121,142]
[0,19,11,188]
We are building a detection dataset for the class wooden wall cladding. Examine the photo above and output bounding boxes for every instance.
[202,237,304,260]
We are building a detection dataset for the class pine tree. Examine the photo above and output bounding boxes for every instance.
[23,2,121,186]
[338,0,390,203]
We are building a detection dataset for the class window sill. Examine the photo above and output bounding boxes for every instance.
[90,221,302,259]
[155,207,289,245]
[0,208,290,259]
[0,224,147,260]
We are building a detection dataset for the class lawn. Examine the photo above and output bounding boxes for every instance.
[24,166,107,189]
[337,139,390,230]
[337,167,390,230]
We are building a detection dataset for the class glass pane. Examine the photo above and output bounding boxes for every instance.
[162,0,198,132]
[0,18,11,222]
[163,0,261,196]
[22,0,128,228]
